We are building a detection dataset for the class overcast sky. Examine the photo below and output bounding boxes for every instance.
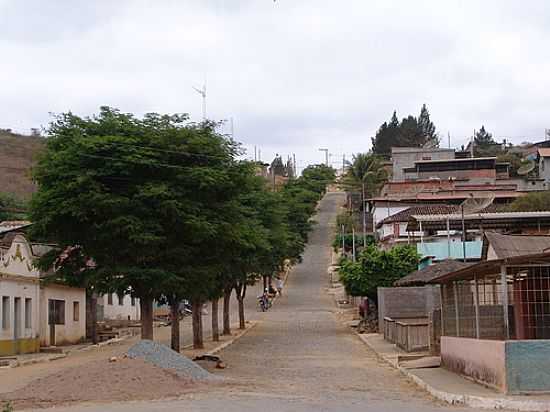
[1,0,549,171]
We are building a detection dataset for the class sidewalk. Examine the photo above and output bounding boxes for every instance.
[360,333,550,411]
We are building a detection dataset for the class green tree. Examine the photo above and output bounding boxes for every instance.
[473,126,500,157]
[507,191,550,212]
[417,104,438,146]
[343,153,387,198]
[372,105,439,156]
[30,107,240,341]
[338,244,419,300]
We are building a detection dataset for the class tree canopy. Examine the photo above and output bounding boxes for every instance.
[371,105,439,156]
[29,107,335,346]
[338,244,419,300]
[507,191,550,212]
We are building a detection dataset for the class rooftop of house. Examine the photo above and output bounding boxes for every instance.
[538,148,550,158]
[395,259,473,287]
[407,210,550,231]
[429,250,550,283]
[483,232,550,260]
[378,204,458,227]
[0,220,32,235]
[413,156,497,165]
[378,203,502,227]
[391,147,455,154]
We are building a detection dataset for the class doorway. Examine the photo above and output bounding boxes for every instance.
[14,297,21,340]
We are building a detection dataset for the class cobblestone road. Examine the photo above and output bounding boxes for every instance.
[43,192,481,412]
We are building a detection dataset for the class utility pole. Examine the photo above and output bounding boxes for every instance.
[362,182,367,247]
[254,146,257,162]
[342,154,346,176]
[352,226,356,262]
[318,148,329,166]
[293,153,297,177]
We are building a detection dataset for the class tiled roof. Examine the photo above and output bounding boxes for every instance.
[378,205,458,226]
[395,259,473,286]
[378,203,501,227]
[538,148,550,157]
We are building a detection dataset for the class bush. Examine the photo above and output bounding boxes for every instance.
[338,244,419,300]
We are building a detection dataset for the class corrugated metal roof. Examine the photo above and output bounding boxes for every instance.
[395,259,473,286]
[429,251,550,283]
[485,232,550,259]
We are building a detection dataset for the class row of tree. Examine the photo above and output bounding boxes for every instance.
[29,107,335,350]
[371,104,439,156]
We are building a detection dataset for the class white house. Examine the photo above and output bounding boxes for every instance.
[0,234,86,354]
[99,293,140,321]
[0,234,41,355]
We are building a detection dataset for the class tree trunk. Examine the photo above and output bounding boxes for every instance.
[235,283,247,330]
[169,300,180,352]
[191,301,204,349]
[140,295,154,340]
[223,288,231,335]
[263,276,267,290]
[86,291,98,344]
[212,299,219,342]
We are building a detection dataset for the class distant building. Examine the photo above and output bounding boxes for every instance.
[537,148,550,188]
[98,293,140,322]
[391,147,455,182]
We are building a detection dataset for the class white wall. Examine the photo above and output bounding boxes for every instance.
[0,235,40,343]
[0,279,40,342]
[372,204,409,227]
[39,285,86,346]
[100,293,140,321]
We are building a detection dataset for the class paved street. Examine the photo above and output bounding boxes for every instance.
[36,192,481,412]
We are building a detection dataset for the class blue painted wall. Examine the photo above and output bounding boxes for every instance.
[417,240,482,261]
[506,340,550,394]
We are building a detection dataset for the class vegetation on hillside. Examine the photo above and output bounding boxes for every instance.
[507,191,550,212]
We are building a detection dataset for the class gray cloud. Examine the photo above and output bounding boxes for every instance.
[1,0,550,167]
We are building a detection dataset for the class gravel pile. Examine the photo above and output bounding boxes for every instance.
[127,340,215,381]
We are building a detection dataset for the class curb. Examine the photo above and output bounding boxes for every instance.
[357,333,550,412]
[182,321,259,354]
[206,321,258,356]
[9,353,67,368]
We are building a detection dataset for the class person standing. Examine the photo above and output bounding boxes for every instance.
[276,277,284,296]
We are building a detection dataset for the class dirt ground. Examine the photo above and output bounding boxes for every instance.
[1,356,203,410]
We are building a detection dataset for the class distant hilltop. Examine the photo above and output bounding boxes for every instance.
[0,129,44,198]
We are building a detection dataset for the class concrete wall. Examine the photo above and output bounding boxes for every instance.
[39,285,86,346]
[391,148,455,181]
[442,337,550,394]
[441,336,506,392]
[506,340,550,394]
[377,285,441,330]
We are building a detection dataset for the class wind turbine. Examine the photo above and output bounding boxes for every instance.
[192,82,207,120]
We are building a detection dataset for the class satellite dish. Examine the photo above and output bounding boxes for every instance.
[460,195,495,215]
[517,160,536,176]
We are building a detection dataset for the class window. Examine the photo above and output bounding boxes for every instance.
[131,296,135,307]
[48,299,65,325]
[2,296,9,329]
[107,294,113,305]
[25,298,32,329]
[118,294,124,306]
[73,301,80,322]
